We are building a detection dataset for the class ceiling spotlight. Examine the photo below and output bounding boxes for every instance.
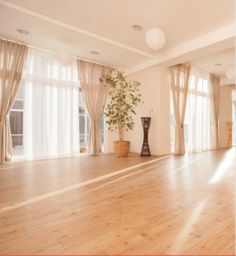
[90,50,99,55]
[132,25,143,31]
[16,29,30,35]
[145,28,166,50]
[215,63,222,67]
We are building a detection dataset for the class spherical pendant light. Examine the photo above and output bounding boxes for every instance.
[145,28,166,50]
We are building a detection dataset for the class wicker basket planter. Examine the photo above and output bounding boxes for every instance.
[113,141,130,157]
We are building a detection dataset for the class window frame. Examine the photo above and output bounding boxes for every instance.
[10,98,25,149]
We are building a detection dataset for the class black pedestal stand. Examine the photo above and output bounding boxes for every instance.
[140,117,151,156]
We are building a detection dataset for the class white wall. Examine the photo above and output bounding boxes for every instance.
[104,69,234,154]
[104,66,171,156]
[219,85,233,148]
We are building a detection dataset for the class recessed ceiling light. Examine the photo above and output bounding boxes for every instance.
[90,50,99,55]
[215,63,222,67]
[16,28,30,35]
[132,25,143,31]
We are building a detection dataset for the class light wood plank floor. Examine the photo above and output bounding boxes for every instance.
[0,149,235,255]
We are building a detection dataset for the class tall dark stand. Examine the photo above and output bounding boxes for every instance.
[141,117,151,156]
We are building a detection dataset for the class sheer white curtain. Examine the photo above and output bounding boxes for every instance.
[184,68,214,152]
[23,49,79,159]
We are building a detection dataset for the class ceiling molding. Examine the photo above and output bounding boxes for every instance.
[126,23,236,74]
[221,77,235,86]
[0,0,153,58]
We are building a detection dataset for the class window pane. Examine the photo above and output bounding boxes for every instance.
[79,115,85,134]
[79,107,85,115]
[12,135,23,147]
[12,100,24,110]
[86,116,90,132]
[101,134,104,145]
[10,111,23,134]
[80,135,86,145]
[10,82,25,158]
[185,74,212,152]
[100,117,104,131]
[79,89,85,106]
[16,81,25,99]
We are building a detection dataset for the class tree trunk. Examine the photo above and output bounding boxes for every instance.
[118,126,124,141]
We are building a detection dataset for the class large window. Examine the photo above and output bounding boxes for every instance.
[10,49,104,160]
[79,88,90,153]
[10,84,25,157]
[170,69,213,153]
[184,72,213,152]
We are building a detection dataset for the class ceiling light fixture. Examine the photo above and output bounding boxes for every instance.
[215,63,222,67]
[132,25,143,31]
[90,50,99,55]
[145,28,166,50]
[16,28,30,35]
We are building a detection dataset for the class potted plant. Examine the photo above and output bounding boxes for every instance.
[80,145,87,153]
[100,70,142,157]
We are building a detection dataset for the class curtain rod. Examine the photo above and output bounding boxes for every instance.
[0,36,115,68]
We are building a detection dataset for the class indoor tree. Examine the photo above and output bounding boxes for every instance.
[100,70,142,143]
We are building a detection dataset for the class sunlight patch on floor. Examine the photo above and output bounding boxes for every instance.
[0,155,169,213]
[209,149,235,184]
[169,199,207,253]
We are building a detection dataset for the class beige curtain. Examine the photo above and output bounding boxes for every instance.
[209,74,220,149]
[0,39,28,163]
[170,64,190,155]
[78,60,111,155]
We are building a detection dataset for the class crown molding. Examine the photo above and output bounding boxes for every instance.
[0,0,153,58]
[1,0,234,73]
[126,23,236,74]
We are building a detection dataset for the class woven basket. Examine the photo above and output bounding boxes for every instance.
[113,141,130,157]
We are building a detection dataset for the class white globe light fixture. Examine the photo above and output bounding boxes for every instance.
[226,67,235,81]
[145,28,166,50]
[55,51,73,66]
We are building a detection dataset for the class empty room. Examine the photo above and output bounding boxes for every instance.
[0,0,235,255]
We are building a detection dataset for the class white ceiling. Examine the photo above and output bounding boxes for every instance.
[0,0,235,71]
[191,48,235,77]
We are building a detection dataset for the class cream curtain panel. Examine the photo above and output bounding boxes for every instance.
[0,40,28,163]
[78,60,111,155]
[170,64,190,155]
[209,74,221,149]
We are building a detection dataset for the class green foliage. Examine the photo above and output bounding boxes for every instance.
[100,70,142,140]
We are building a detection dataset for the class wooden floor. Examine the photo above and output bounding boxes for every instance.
[0,149,235,255]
